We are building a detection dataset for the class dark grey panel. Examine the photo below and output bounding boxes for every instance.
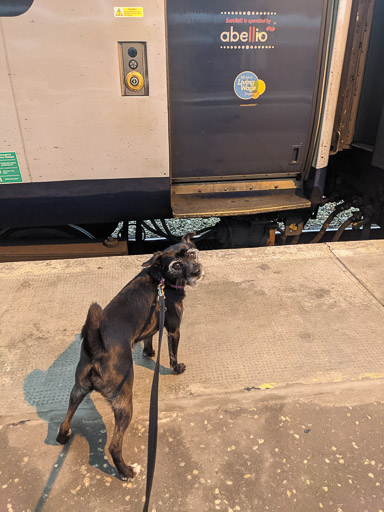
[372,105,384,170]
[0,0,34,17]
[0,178,171,228]
[167,0,327,179]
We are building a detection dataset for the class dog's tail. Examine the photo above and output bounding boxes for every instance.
[81,302,105,359]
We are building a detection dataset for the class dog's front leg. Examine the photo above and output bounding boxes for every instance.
[167,329,186,374]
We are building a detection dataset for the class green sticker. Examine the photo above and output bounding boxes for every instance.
[0,152,23,183]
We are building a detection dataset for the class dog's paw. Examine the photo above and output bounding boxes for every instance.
[56,428,72,445]
[173,363,186,375]
[119,464,138,481]
[143,347,155,358]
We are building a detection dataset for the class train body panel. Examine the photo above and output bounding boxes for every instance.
[0,0,383,236]
[0,0,169,183]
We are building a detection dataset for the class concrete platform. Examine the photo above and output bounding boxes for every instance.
[1,240,384,511]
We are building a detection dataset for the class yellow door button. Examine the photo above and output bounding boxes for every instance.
[125,71,144,91]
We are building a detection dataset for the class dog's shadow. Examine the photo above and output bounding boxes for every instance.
[24,336,118,474]
[23,335,171,471]
[24,335,172,511]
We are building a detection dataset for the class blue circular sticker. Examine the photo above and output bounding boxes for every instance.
[234,71,258,100]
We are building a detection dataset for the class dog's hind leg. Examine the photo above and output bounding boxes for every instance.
[56,381,91,444]
[142,336,155,357]
[109,392,136,480]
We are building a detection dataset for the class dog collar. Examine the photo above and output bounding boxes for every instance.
[168,284,185,290]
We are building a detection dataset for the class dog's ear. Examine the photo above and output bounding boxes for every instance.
[182,232,196,243]
[142,251,163,268]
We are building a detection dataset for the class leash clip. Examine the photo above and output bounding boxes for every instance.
[157,278,165,299]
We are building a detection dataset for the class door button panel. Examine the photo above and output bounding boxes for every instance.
[118,42,148,96]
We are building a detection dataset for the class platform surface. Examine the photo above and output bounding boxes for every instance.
[1,240,384,511]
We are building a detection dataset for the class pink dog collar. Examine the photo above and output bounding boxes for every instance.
[168,283,185,290]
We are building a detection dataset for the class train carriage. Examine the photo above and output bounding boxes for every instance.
[0,0,383,249]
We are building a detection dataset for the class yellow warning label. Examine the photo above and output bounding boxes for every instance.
[114,7,143,17]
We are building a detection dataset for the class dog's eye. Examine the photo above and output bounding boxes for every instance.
[172,262,181,270]
[188,250,198,260]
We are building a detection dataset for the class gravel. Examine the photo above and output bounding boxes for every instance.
[122,203,361,240]
[126,218,220,240]
[304,203,360,231]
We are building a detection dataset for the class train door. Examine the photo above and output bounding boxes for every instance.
[167,0,331,217]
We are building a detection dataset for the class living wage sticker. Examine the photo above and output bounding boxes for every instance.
[234,71,266,100]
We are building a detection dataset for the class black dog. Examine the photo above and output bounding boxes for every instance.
[56,233,203,480]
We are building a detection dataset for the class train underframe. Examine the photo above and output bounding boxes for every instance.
[1,147,383,256]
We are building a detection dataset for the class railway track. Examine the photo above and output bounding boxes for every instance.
[1,226,383,262]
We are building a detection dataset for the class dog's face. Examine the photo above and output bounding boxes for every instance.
[142,232,203,287]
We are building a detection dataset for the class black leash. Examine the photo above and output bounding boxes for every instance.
[143,278,166,512]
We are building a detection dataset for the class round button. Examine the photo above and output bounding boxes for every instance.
[129,59,138,70]
[130,76,139,87]
[125,71,144,91]
[128,47,137,58]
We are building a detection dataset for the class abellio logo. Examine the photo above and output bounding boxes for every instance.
[221,26,268,43]
[234,71,266,101]
[218,11,277,51]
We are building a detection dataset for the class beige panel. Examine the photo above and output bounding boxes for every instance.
[1,0,169,182]
[0,22,30,181]
[312,0,353,169]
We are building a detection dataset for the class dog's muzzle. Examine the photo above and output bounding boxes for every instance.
[186,263,204,285]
